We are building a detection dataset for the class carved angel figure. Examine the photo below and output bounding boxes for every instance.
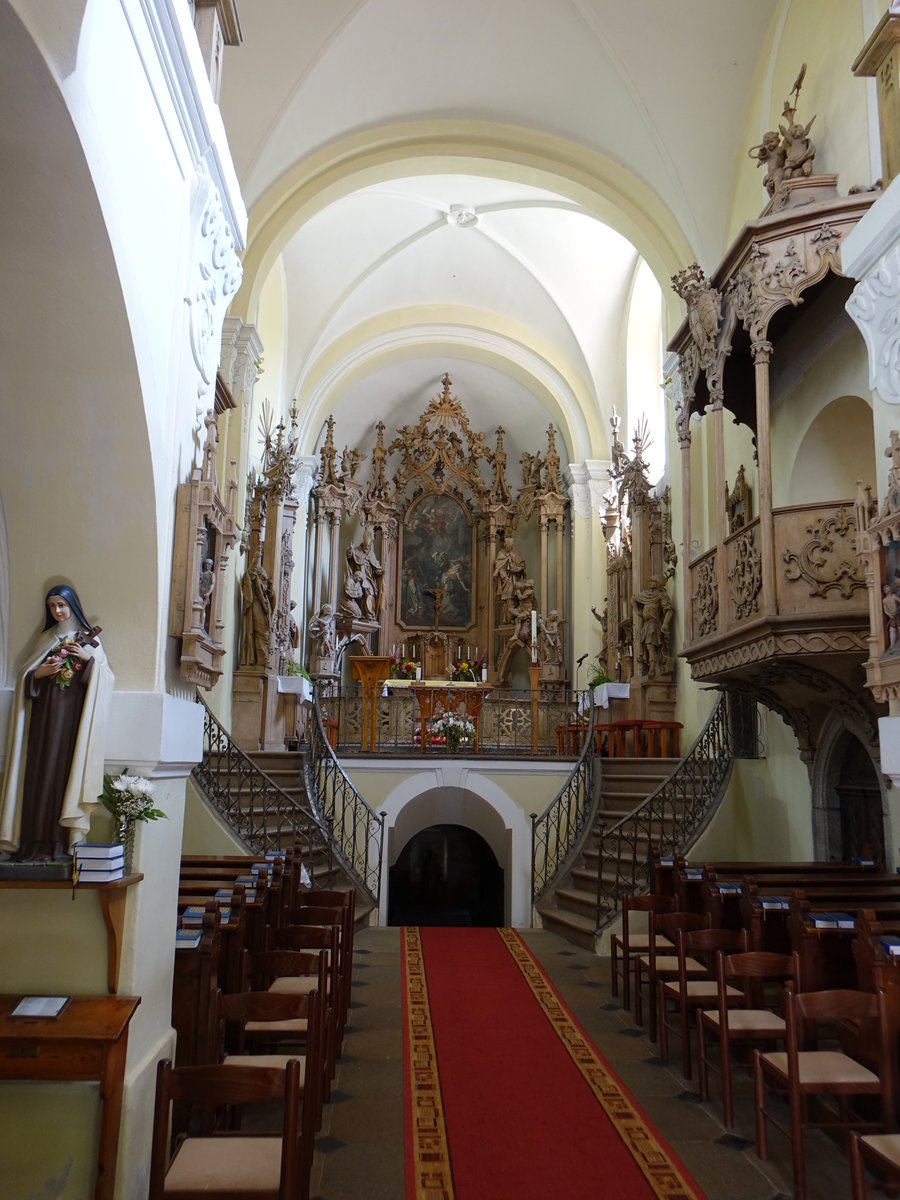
[749,130,786,197]
[779,117,816,180]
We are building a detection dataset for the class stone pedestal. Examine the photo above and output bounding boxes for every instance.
[231,670,284,751]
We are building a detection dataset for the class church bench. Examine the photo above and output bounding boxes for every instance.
[178,886,248,994]
[179,869,278,951]
[172,906,221,1067]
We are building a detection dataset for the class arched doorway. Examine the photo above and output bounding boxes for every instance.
[813,723,885,867]
[388,823,504,927]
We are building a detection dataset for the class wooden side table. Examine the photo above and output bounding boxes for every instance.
[0,994,140,1200]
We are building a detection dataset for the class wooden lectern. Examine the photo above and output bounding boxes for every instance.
[349,656,393,751]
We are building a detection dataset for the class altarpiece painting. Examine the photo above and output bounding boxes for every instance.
[399,494,473,629]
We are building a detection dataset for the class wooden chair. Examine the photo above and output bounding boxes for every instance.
[148,1058,304,1200]
[697,949,799,1128]
[242,949,335,1099]
[849,1130,900,1199]
[657,926,747,1080]
[754,982,898,1200]
[610,893,676,1011]
[218,986,325,1168]
[286,906,351,1038]
[633,910,709,1042]
[271,923,344,1052]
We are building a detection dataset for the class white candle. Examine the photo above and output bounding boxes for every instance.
[392,643,396,657]
[482,665,487,682]
[467,645,471,659]
[531,610,538,662]
[402,643,406,658]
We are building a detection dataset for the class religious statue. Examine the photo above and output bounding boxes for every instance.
[240,548,276,667]
[538,609,564,666]
[492,533,527,624]
[779,115,816,181]
[198,557,215,613]
[507,577,536,651]
[749,130,786,198]
[632,574,674,677]
[726,465,751,534]
[0,585,114,860]
[342,527,383,622]
[309,602,337,666]
[883,584,900,651]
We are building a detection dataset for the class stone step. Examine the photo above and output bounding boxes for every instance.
[538,905,597,952]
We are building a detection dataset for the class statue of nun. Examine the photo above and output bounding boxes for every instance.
[0,584,114,860]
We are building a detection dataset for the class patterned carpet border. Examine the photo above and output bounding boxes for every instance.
[403,926,455,1200]
[498,928,705,1200]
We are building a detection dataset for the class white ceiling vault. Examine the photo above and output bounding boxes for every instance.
[219,0,782,475]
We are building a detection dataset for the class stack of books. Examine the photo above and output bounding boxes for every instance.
[175,927,203,950]
[811,911,856,930]
[73,843,125,883]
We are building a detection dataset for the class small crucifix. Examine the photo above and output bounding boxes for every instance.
[424,584,447,630]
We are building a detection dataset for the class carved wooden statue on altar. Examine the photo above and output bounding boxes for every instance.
[595,410,678,723]
[232,401,303,750]
[857,432,900,704]
[306,374,570,693]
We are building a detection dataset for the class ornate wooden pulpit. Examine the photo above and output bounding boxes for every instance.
[349,656,393,751]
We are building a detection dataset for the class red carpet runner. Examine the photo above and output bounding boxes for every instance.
[403,926,706,1200]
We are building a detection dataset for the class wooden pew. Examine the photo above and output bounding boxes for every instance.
[171,905,220,1066]
[177,885,247,994]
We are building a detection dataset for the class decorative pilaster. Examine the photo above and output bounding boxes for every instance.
[751,338,778,615]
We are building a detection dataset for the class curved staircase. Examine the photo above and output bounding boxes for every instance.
[538,757,679,950]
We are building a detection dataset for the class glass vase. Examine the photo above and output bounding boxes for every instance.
[115,818,135,873]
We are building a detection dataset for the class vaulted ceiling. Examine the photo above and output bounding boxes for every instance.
[220,0,782,472]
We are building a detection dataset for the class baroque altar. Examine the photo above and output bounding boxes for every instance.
[306,374,570,694]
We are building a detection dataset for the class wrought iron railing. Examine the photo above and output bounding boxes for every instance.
[192,696,334,870]
[305,694,385,902]
[531,705,599,901]
[595,691,733,927]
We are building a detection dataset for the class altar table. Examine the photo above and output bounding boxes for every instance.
[0,993,140,1200]
[409,681,492,751]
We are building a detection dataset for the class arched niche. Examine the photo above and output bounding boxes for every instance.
[388,823,504,927]
[810,710,888,868]
[0,3,158,688]
[788,395,875,506]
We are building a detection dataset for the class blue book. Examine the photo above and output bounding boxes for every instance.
[175,929,202,949]
[823,912,855,929]
[880,935,900,956]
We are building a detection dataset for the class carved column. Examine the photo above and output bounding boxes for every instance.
[711,390,729,633]
[667,355,694,644]
[539,514,549,614]
[293,455,318,635]
[752,339,778,614]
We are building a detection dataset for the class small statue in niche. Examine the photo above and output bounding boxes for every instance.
[198,557,215,613]
[288,600,300,651]
[0,585,114,861]
[883,584,900,651]
[632,573,674,678]
[726,465,751,534]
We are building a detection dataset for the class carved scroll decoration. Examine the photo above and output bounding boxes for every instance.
[782,505,866,598]
[728,527,762,620]
[692,555,718,638]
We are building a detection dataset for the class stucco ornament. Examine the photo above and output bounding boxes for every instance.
[846,243,900,404]
[186,171,243,396]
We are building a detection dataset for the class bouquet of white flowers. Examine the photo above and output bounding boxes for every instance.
[427,711,476,749]
[99,771,166,825]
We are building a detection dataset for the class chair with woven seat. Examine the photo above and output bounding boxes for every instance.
[242,948,335,1100]
[148,1058,304,1200]
[610,893,676,1011]
[754,981,898,1200]
[271,923,344,1052]
[849,1130,900,1199]
[218,986,325,1175]
[633,909,709,1042]
[697,948,799,1128]
[657,926,748,1080]
[285,906,351,1038]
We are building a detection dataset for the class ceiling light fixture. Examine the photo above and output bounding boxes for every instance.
[446,204,478,228]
